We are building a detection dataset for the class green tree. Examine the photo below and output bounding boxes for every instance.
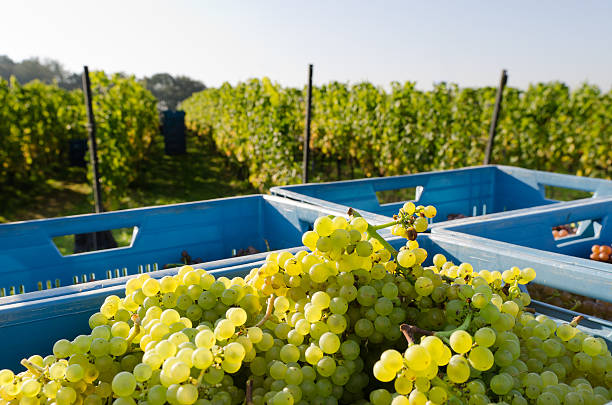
[143,73,206,110]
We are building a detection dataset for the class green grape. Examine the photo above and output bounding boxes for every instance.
[111,371,137,397]
[397,250,416,267]
[542,339,563,357]
[374,297,393,316]
[492,313,515,332]
[370,388,392,405]
[471,293,488,309]
[429,386,447,404]
[73,335,94,353]
[224,342,246,363]
[305,345,323,365]
[327,314,347,334]
[537,391,560,405]
[302,231,319,250]
[287,329,304,346]
[354,319,374,337]
[533,323,552,339]
[373,360,395,382]
[56,386,77,405]
[280,344,301,362]
[555,324,577,341]
[355,240,373,257]
[404,345,431,371]
[413,217,428,232]
[316,356,336,377]
[311,291,331,309]
[449,330,473,354]
[582,337,602,356]
[142,278,160,297]
[480,303,500,323]
[90,338,110,357]
[379,349,403,372]
[468,346,494,371]
[247,356,266,377]
[381,282,398,299]
[420,335,444,360]
[563,392,584,405]
[175,384,198,405]
[20,379,41,397]
[573,352,593,370]
[433,253,446,267]
[192,347,213,370]
[490,372,513,395]
[356,285,378,306]
[349,216,368,233]
[53,339,74,358]
[413,277,433,296]
[131,363,152,382]
[109,337,128,356]
[225,307,247,326]
[65,364,84,382]
[339,340,360,360]
[214,319,234,340]
[474,327,496,347]
[409,389,427,405]
[221,359,241,373]
[0,368,14,386]
[314,216,334,236]
[447,355,470,383]
[202,366,223,385]
[284,366,303,385]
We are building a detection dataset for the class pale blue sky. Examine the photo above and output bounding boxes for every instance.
[2,0,611,90]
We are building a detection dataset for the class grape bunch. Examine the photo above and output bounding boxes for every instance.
[551,226,576,240]
[526,284,612,321]
[0,203,611,405]
[590,245,612,263]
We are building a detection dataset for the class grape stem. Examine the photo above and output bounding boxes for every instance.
[254,294,275,328]
[195,369,205,386]
[400,324,434,344]
[126,314,141,345]
[434,312,472,339]
[245,378,254,405]
[570,315,584,326]
[400,312,473,345]
[349,208,399,258]
[372,219,400,231]
[20,359,45,376]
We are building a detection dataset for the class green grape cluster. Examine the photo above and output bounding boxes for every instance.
[370,253,612,405]
[1,205,611,405]
[390,202,437,240]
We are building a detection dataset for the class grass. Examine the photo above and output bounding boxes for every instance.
[0,139,256,257]
[52,228,135,256]
[544,185,593,201]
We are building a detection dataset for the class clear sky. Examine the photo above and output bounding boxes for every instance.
[2,0,611,90]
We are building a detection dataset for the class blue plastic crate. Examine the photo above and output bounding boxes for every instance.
[0,194,368,303]
[431,197,612,301]
[2,234,610,371]
[270,165,612,225]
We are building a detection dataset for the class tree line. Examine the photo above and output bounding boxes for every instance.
[0,55,205,110]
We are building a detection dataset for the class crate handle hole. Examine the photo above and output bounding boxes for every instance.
[552,219,601,246]
[543,185,593,202]
[52,227,137,256]
[376,186,424,205]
